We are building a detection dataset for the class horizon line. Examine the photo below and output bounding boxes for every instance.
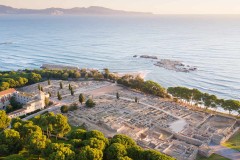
[1,4,240,15]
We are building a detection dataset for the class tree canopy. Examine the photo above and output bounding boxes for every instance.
[0,110,11,131]
[0,112,174,160]
[79,93,85,105]
[117,76,167,98]
[0,129,22,156]
[86,99,96,108]
[168,86,240,114]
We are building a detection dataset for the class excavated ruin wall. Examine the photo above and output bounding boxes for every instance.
[187,148,198,160]
[220,127,240,144]
[173,133,203,146]
[198,145,213,158]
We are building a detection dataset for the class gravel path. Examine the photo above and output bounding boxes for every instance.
[210,144,240,160]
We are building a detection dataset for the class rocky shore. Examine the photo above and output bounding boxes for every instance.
[154,59,197,72]
[134,55,158,59]
[133,55,197,72]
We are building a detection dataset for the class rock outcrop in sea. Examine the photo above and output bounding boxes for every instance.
[139,55,158,59]
[154,59,197,72]
[134,55,197,72]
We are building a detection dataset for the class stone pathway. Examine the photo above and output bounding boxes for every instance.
[210,144,240,160]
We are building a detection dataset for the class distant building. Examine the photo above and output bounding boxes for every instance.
[7,91,49,118]
[0,88,17,110]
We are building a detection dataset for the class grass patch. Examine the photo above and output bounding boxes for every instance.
[222,131,240,152]
[196,154,230,160]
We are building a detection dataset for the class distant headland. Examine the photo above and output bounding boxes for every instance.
[0,5,153,16]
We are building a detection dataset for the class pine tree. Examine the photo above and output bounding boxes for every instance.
[57,91,62,100]
[135,97,138,103]
[116,92,120,100]
[45,97,50,106]
[38,84,41,90]
[60,82,63,89]
[71,88,74,96]
[79,93,85,105]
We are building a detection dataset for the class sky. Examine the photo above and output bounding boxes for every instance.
[1,0,240,14]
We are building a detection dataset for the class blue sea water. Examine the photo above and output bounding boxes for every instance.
[0,15,240,99]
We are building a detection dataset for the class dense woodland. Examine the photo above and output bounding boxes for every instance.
[0,69,111,91]
[0,110,174,160]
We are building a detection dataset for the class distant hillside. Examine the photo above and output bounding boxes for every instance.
[0,5,153,15]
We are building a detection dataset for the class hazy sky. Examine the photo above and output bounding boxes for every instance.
[1,0,240,14]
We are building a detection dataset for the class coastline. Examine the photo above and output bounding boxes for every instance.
[1,67,239,160]
[1,64,239,118]
[113,71,148,80]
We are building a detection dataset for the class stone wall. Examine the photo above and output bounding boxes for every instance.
[188,148,198,160]
[173,133,203,146]
[220,127,240,144]
[198,145,213,158]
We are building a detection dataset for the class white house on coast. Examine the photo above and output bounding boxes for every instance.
[0,88,48,118]
[0,88,17,109]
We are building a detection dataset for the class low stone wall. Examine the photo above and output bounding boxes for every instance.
[188,148,198,160]
[196,115,213,128]
[236,119,240,125]
[173,133,203,146]
[198,145,213,158]
[192,134,211,144]
[211,134,224,144]
[220,127,239,144]
[99,122,118,132]
[163,140,198,160]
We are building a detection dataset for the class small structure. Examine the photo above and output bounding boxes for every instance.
[8,91,48,118]
[0,88,17,109]
[15,91,35,104]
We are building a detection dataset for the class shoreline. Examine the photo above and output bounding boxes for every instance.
[1,65,239,118]
[113,71,148,80]
[0,63,238,100]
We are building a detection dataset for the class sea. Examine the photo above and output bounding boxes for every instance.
[0,15,240,100]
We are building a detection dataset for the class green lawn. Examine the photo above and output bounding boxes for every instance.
[222,131,240,152]
[196,154,230,160]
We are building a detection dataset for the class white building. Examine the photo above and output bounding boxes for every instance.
[23,91,47,112]
[0,88,17,110]
[8,91,49,118]
[14,91,34,104]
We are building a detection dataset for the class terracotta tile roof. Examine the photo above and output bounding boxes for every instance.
[0,88,16,96]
